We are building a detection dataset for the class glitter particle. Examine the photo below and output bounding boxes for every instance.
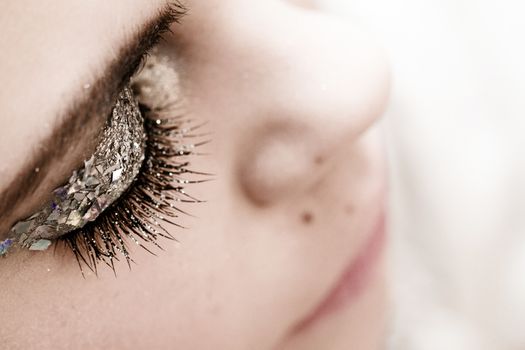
[85,177,100,186]
[74,193,85,201]
[29,239,52,251]
[112,168,123,182]
[47,210,60,222]
[0,239,13,256]
[66,211,83,226]
[33,225,56,239]
[82,201,102,222]
[54,187,67,199]
[12,221,32,235]
[57,214,68,225]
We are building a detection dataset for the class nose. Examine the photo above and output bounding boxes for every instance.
[170,0,390,206]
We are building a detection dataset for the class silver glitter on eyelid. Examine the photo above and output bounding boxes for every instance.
[0,86,146,256]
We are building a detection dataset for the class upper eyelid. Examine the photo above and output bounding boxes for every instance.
[2,85,146,252]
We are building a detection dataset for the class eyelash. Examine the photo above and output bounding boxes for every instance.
[59,57,208,275]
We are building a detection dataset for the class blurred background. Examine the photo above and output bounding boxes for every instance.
[320,0,525,349]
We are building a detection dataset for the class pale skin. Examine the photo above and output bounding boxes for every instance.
[0,1,390,349]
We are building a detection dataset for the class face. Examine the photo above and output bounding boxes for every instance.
[0,1,390,349]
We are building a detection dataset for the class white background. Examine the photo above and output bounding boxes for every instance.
[320,1,525,349]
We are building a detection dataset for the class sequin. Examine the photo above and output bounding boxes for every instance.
[0,239,13,256]
[112,168,123,182]
[66,211,83,226]
[33,226,55,239]
[85,177,100,186]
[29,239,52,251]
[12,221,32,235]
[82,201,102,222]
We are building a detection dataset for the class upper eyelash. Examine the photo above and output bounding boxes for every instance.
[114,2,187,96]
[131,6,182,78]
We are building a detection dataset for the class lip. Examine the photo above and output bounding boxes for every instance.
[291,210,386,333]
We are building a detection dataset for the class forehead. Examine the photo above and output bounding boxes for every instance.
[0,0,165,184]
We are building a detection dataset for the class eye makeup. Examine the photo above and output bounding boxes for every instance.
[2,86,146,253]
[0,53,206,273]
[0,2,187,229]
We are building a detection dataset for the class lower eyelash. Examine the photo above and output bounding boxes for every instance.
[60,55,209,275]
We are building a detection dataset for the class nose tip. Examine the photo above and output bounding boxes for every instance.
[236,9,390,206]
[270,12,390,140]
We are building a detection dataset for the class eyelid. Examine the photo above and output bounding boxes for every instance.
[0,2,186,231]
[2,86,146,252]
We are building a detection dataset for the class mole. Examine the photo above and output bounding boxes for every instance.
[301,211,314,224]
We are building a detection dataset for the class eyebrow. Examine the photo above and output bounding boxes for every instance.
[0,2,186,227]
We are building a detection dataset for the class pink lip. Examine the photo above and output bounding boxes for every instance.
[291,211,386,333]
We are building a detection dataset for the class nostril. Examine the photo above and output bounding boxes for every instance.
[236,122,324,207]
